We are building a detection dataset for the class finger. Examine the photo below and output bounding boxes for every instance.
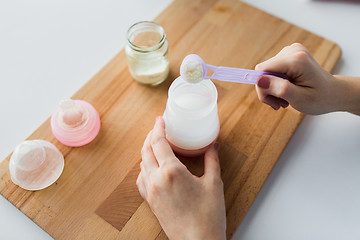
[279,98,290,108]
[256,78,290,110]
[263,95,289,110]
[256,43,308,70]
[276,43,308,57]
[288,43,308,53]
[150,116,177,166]
[255,55,290,75]
[141,130,159,172]
[256,44,310,76]
[264,95,281,110]
[257,75,301,102]
[141,130,152,154]
[203,143,221,180]
[136,172,147,200]
[140,162,152,190]
[256,85,281,110]
[140,162,147,179]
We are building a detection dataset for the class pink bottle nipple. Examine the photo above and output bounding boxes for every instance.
[59,99,88,129]
[51,99,101,147]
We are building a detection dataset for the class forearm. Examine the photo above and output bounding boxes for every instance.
[332,75,360,115]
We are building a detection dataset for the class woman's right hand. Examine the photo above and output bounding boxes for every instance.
[255,43,357,115]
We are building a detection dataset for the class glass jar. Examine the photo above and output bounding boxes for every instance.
[125,21,169,86]
[163,76,220,157]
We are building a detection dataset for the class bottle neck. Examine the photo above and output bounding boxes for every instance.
[167,77,218,119]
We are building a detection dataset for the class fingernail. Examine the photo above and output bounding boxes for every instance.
[281,101,289,108]
[257,76,270,89]
[271,105,280,110]
[214,142,220,152]
[255,63,261,70]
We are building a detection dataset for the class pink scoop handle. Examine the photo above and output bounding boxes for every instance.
[205,64,288,84]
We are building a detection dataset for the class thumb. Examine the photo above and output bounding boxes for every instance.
[203,143,221,180]
[257,75,303,103]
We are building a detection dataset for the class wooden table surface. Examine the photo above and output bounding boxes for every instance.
[0,0,340,239]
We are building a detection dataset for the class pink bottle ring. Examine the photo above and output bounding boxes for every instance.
[167,135,218,157]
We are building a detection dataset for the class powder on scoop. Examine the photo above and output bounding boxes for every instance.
[183,60,203,83]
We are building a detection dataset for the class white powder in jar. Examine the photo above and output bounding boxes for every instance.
[125,22,169,86]
[128,55,169,85]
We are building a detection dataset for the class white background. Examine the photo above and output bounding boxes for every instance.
[0,0,359,239]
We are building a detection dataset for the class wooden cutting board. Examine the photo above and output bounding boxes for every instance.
[0,0,341,239]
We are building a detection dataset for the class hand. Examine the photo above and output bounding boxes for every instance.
[255,43,343,115]
[137,116,226,240]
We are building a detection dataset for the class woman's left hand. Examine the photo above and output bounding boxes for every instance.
[137,116,226,240]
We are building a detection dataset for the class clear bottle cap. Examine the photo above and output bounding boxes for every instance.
[9,140,64,191]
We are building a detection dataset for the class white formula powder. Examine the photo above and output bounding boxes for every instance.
[183,60,203,83]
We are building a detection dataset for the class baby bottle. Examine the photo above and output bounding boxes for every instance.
[51,99,101,147]
[163,76,220,157]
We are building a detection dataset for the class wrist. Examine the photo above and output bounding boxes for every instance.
[332,75,360,115]
[167,223,226,240]
[170,224,225,240]
[189,231,226,240]
[187,227,226,240]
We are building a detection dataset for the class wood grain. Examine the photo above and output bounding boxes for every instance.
[0,0,341,239]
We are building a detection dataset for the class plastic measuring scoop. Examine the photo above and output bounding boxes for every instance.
[180,54,288,84]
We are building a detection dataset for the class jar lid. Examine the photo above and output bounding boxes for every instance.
[9,140,64,191]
